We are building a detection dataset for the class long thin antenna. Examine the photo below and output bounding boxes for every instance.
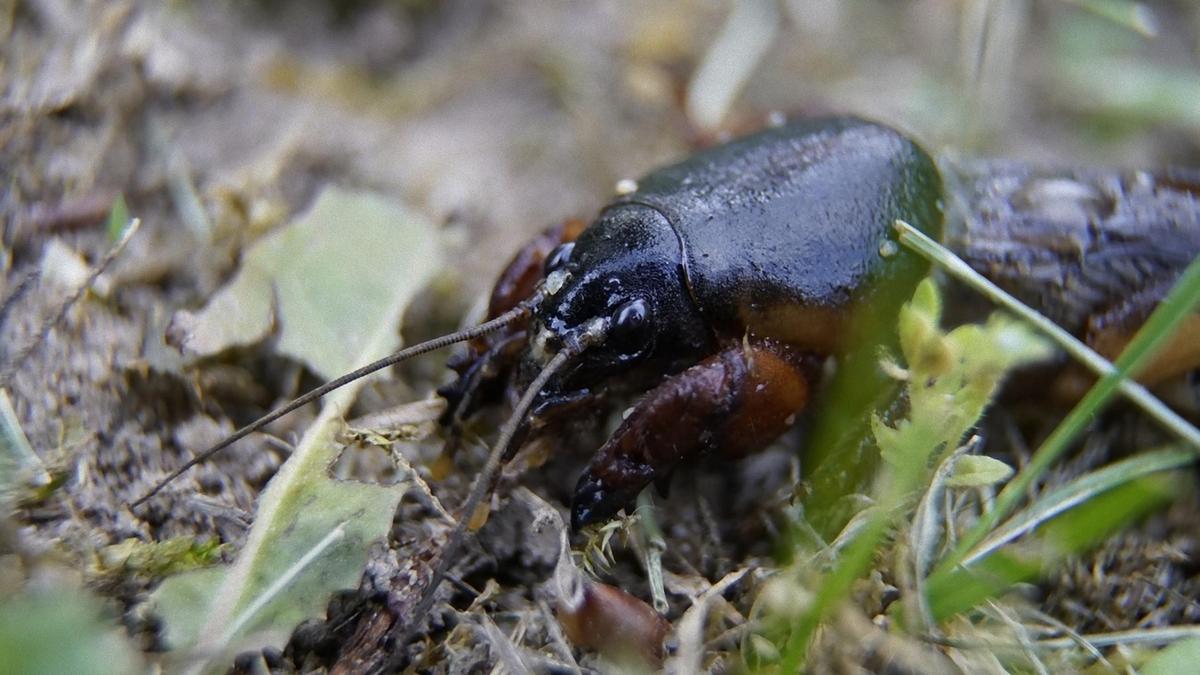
[381,319,607,671]
[131,300,536,509]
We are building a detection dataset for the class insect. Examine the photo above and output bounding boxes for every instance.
[134,116,943,524]
[135,115,1200,521]
[133,116,1200,655]
[440,116,944,530]
[943,158,1200,387]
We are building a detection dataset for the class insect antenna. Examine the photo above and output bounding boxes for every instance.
[131,298,540,509]
[384,318,609,668]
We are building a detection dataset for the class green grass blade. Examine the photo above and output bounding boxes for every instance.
[927,472,1179,620]
[893,220,1200,451]
[778,506,893,671]
[1062,0,1158,37]
[105,194,130,243]
[963,445,1195,566]
[894,220,1200,580]
[1133,636,1200,675]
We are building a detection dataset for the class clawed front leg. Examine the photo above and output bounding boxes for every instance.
[438,219,585,429]
[570,339,813,530]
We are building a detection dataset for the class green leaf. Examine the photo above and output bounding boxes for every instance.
[106,194,130,243]
[927,473,1179,621]
[0,388,49,495]
[1065,0,1158,37]
[893,218,1199,451]
[935,246,1200,576]
[1142,638,1200,675]
[945,455,1013,488]
[150,187,441,670]
[95,537,225,579]
[169,186,439,379]
[925,549,1042,621]
[875,284,1053,477]
[153,567,226,651]
[774,279,1048,668]
[964,446,1196,566]
[871,415,906,468]
[0,587,141,675]
[1040,473,1177,553]
[910,277,942,323]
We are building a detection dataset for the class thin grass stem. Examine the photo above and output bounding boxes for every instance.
[893,220,1200,577]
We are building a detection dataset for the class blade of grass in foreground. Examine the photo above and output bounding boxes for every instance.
[894,220,1200,579]
[963,444,1196,566]
[893,219,1200,451]
[776,280,1051,670]
[924,450,1189,621]
[1064,0,1159,37]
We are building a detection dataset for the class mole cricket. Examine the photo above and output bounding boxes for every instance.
[134,115,1200,660]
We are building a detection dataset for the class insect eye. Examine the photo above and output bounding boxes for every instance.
[543,242,575,276]
[608,298,650,347]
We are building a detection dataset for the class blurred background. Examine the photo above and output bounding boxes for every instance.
[6,0,1199,299]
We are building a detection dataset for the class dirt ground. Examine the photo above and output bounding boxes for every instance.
[3,1,1200,673]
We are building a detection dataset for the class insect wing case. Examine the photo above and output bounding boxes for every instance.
[619,117,944,351]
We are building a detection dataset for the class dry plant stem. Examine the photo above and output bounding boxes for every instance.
[476,612,531,674]
[1035,626,1200,650]
[401,460,455,525]
[1,218,142,385]
[893,219,1200,450]
[985,601,1050,675]
[15,192,119,243]
[708,619,759,651]
[685,0,779,131]
[131,299,537,508]
[382,347,576,672]
[352,398,455,523]
[929,625,1200,652]
[635,489,669,614]
[1018,607,1113,670]
[0,268,40,332]
[666,567,752,674]
[911,441,974,632]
